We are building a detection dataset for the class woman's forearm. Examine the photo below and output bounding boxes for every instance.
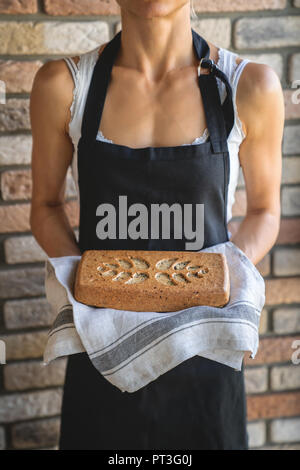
[30,203,81,258]
[230,209,280,265]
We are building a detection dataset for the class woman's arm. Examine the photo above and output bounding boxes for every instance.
[30,59,81,257]
[230,62,285,265]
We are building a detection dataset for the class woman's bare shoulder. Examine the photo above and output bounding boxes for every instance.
[207,40,281,113]
[31,42,109,133]
[236,60,282,111]
[30,59,76,135]
[238,61,281,94]
[236,61,283,138]
[32,58,74,99]
[32,39,108,95]
[206,40,283,137]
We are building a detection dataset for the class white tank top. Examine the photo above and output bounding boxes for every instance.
[63,45,251,224]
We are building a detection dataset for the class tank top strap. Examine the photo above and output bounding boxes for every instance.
[63,57,78,83]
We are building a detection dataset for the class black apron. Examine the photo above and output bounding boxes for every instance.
[59,29,248,450]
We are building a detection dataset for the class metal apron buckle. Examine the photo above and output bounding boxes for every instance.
[198,58,216,76]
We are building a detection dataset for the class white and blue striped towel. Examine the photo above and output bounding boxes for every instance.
[43,241,265,393]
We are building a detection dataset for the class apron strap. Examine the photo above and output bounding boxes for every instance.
[81,33,120,142]
[200,58,235,151]
[198,74,230,154]
[191,28,210,62]
[191,31,234,155]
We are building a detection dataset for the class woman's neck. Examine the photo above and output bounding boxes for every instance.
[116,4,198,82]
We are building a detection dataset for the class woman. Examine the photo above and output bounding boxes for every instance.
[30,0,284,450]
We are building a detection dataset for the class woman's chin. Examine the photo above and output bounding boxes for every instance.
[119,0,187,19]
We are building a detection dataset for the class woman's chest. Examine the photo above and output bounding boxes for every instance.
[99,66,210,148]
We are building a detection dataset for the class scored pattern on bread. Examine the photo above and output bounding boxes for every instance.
[74,250,230,311]
[96,256,209,286]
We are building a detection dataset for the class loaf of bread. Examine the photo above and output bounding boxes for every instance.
[74,250,230,312]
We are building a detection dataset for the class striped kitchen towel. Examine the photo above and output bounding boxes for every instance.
[43,240,265,393]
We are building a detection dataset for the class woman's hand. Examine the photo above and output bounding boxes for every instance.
[230,61,284,265]
[30,58,81,257]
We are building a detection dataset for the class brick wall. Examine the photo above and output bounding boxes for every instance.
[0,0,299,451]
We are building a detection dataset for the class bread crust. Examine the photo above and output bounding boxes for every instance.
[74,250,230,312]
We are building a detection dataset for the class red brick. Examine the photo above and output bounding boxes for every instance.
[0,201,79,233]
[4,360,66,391]
[284,89,300,120]
[276,218,300,244]
[0,390,62,423]
[265,278,300,305]
[194,0,287,12]
[44,0,119,16]
[0,0,37,14]
[0,203,31,233]
[235,17,300,50]
[0,60,42,93]
[273,248,300,276]
[256,254,271,277]
[11,418,60,449]
[44,0,286,16]
[1,170,32,201]
[0,99,30,132]
[289,53,300,82]
[245,336,299,366]
[3,331,48,360]
[247,392,300,421]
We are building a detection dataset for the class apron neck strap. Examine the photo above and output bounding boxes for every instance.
[81,32,120,142]
[198,74,231,154]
